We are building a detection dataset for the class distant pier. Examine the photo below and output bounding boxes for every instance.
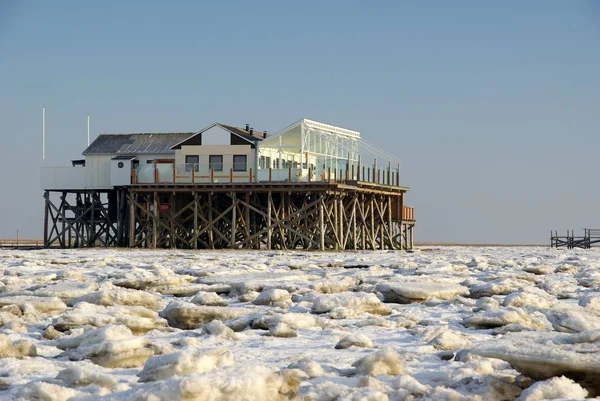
[550,229,600,249]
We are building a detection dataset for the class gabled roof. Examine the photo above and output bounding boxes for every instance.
[83,133,195,155]
[171,123,265,150]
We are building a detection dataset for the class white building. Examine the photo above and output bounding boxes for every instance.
[41,118,401,190]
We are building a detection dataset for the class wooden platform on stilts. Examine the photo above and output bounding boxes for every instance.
[43,181,416,251]
[550,229,600,249]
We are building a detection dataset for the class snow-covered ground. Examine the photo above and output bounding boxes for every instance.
[0,247,599,400]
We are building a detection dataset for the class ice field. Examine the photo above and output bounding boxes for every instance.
[0,247,599,400]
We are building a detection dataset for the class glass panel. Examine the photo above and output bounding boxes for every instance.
[185,155,199,172]
[209,155,223,171]
[233,155,247,171]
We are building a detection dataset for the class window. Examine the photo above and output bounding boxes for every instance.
[233,155,247,171]
[185,155,199,172]
[265,157,271,169]
[209,155,223,171]
[259,156,265,169]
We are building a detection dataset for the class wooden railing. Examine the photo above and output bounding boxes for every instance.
[132,163,404,187]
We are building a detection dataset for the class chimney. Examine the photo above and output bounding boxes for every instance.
[249,127,254,135]
[245,124,250,132]
[263,130,267,138]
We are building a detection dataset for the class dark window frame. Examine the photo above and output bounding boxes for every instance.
[209,155,223,171]
[233,154,247,172]
[185,155,199,172]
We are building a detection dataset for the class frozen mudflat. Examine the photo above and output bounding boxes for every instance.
[0,247,599,400]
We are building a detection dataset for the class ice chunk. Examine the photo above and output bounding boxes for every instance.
[0,295,66,315]
[311,276,357,293]
[288,358,325,378]
[335,334,374,349]
[352,348,406,376]
[471,331,600,395]
[312,292,391,316]
[376,281,468,303]
[545,308,600,333]
[69,286,164,310]
[15,381,81,401]
[56,365,118,388]
[579,294,600,314]
[191,291,228,306]
[96,366,287,401]
[160,301,251,329]
[203,320,242,340]
[252,289,292,306]
[54,302,167,334]
[269,322,297,338]
[516,376,587,401]
[468,278,532,298]
[57,325,156,368]
[33,280,99,301]
[301,381,388,401]
[503,287,557,309]
[0,334,36,358]
[464,307,551,330]
[138,348,234,382]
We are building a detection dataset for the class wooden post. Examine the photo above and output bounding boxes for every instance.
[319,195,325,250]
[308,167,312,183]
[396,162,400,187]
[154,164,158,183]
[192,168,195,184]
[351,165,354,181]
[327,168,331,183]
[173,165,176,183]
[231,192,236,248]
[129,193,135,247]
[208,192,214,248]
[399,193,404,250]
[211,168,214,184]
[153,191,158,248]
[43,191,49,248]
[267,191,272,250]
[339,169,343,183]
[357,156,361,181]
[333,196,339,250]
[288,167,292,182]
[388,195,393,249]
[387,161,391,185]
[338,196,344,249]
[249,168,253,183]
[61,192,66,248]
[367,167,370,183]
[377,169,381,184]
[132,168,137,184]
[193,192,198,249]
[230,168,233,183]
[269,168,272,183]
[352,197,357,250]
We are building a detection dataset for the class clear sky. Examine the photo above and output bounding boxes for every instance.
[1,1,599,244]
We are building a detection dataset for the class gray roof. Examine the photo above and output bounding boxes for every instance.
[83,133,195,155]
[218,124,265,142]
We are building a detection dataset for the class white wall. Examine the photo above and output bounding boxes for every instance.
[40,167,86,190]
[110,159,132,186]
[175,145,254,171]
[85,155,112,188]
[201,126,232,146]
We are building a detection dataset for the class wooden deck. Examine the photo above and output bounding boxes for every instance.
[550,229,600,249]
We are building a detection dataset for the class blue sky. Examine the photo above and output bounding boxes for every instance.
[1,1,599,243]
